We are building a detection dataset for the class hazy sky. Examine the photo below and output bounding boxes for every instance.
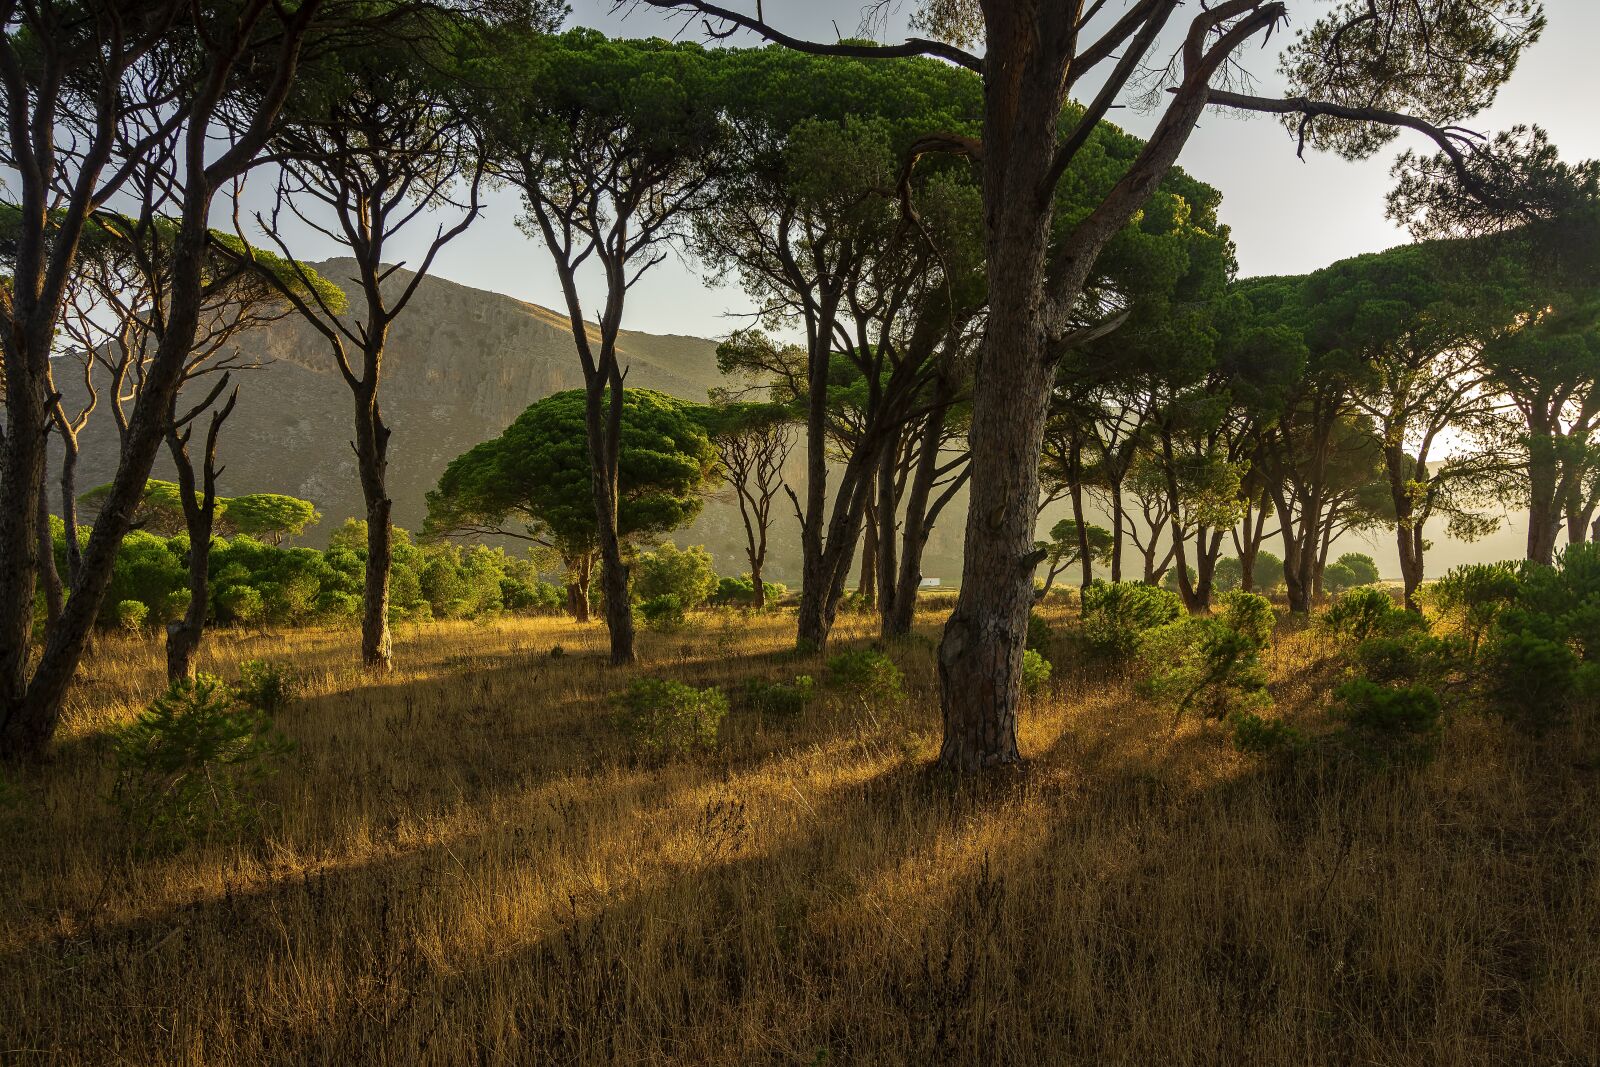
[262,0,1600,339]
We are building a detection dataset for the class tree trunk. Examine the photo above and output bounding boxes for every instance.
[885,402,951,638]
[3,208,215,759]
[1069,439,1094,590]
[585,378,635,666]
[36,457,63,637]
[1526,414,1562,566]
[355,385,394,671]
[875,444,899,628]
[796,445,876,651]
[58,425,84,583]
[1108,481,1125,583]
[936,54,1061,770]
[566,553,592,623]
[857,482,878,608]
[0,341,49,753]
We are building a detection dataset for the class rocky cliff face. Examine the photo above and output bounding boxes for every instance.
[56,260,970,586]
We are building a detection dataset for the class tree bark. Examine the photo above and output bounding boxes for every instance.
[936,40,1061,770]
[885,401,956,638]
[36,456,63,637]
[353,381,394,670]
[587,375,635,665]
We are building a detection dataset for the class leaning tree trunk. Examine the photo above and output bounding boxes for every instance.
[354,382,394,671]
[4,209,217,759]
[885,402,951,638]
[797,445,877,651]
[36,458,63,637]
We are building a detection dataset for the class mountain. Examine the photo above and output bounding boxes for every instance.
[55,259,972,586]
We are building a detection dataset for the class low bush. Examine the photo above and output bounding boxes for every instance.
[744,675,816,716]
[1079,581,1182,662]
[614,678,728,756]
[1021,649,1052,695]
[1025,610,1053,654]
[826,648,905,705]
[632,543,719,609]
[1330,678,1443,763]
[637,594,688,632]
[1229,711,1305,755]
[116,599,149,633]
[1138,592,1274,726]
[236,659,300,715]
[1323,586,1412,644]
[109,674,293,853]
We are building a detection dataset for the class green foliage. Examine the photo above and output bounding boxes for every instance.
[1321,561,1359,595]
[1335,553,1381,587]
[1021,649,1052,696]
[1324,587,1410,644]
[1221,550,1287,593]
[1330,679,1444,763]
[236,660,299,716]
[744,675,816,716]
[710,574,788,607]
[614,678,728,757]
[1430,561,1522,651]
[1230,712,1306,756]
[116,599,149,633]
[224,493,320,544]
[73,517,563,635]
[426,388,718,559]
[1079,581,1183,662]
[825,648,905,705]
[110,675,293,853]
[1138,591,1275,725]
[1025,610,1053,654]
[637,594,688,632]
[633,542,719,608]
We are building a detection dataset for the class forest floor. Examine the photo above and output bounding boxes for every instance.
[2,606,1598,1065]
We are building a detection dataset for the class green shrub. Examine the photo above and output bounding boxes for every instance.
[826,648,905,704]
[1025,610,1053,654]
[217,584,265,625]
[236,659,299,715]
[615,678,728,756]
[1351,628,1455,687]
[1429,561,1521,654]
[1217,591,1275,649]
[744,675,816,716]
[1230,711,1305,755]
[1483,618,1580,731]
[638,594,688,632]
[116,599,149,633]
[159,589,191,624]
[1330,678,1443,762]
[110,674,293,852]
[1080,581,1183,661]
[1021,648,1052,695]
[1323,586,1410,643]
[1138,603,1273,725]
[633,543,719,609]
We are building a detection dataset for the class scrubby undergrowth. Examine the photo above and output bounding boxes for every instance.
[1,606,1596,1065]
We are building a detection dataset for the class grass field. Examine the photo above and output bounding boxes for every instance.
[2,606,1598,1065]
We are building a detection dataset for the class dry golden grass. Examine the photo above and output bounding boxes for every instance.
[2,607,1598,1065]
